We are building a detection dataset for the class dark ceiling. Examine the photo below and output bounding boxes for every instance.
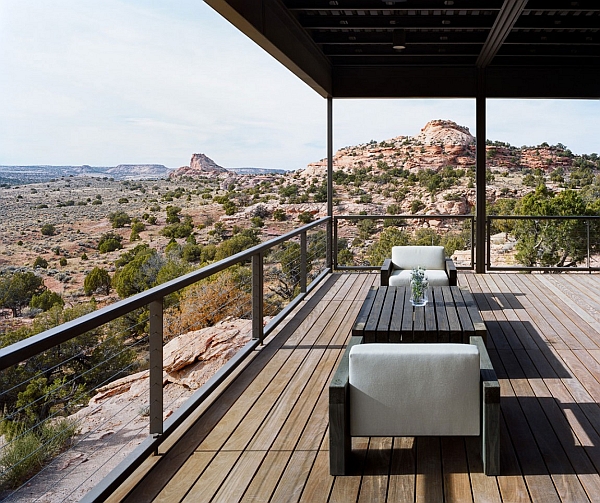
[205,0,600,98]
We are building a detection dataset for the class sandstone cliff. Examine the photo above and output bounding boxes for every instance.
[169,153,228,178]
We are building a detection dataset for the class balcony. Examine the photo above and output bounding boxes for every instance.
[86,271,600,501]
[3,216,600,502]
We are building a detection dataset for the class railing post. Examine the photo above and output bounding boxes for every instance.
[486,218,492,270]
[149,300,163,438]
[587,219,591,272]
[327,218,333,270]
[471,216,476,270]
[252,253,264,343]
[333,217,338,270]
[300,231,307,293]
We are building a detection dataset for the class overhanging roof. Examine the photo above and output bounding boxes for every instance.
[205,0,600,99]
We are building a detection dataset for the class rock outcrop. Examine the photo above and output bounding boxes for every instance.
[170,153,228,178]
[413,119,475,147]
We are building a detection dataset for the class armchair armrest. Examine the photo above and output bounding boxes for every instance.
[470,336,500,475]
[330,336,363,475]
[381,258,393,287]
[445,257,457,286]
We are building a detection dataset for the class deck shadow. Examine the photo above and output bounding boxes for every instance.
[348,396,600,478]
[500,396,600,476]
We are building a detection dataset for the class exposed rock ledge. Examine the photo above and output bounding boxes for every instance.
[89,317,256,406]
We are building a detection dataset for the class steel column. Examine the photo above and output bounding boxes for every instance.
[149,300,163,436]
[476,68,487,273]
[327,96,333,269]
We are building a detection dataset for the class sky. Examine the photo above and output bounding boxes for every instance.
[1,0,599,171]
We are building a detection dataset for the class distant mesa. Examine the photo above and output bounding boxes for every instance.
[106,164,173,179]
[0,164,172,183]
[169,154,286,178]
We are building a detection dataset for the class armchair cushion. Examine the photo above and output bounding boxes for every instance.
[388,268,449,287]
[349,343,480,437]
[391,245,446,271]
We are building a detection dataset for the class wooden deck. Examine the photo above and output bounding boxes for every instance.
[115,272,600,503]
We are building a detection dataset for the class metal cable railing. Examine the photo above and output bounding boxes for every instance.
[487,215,600,272]
[0,217,331,502]
[333,214,475,270]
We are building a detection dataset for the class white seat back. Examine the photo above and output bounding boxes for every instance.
[349,343,480,437]
[391,245,446,270]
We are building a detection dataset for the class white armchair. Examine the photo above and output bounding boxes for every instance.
[380,245,457,287]
[329,337,500,476]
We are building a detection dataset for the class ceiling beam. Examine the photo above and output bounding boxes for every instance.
[476,0,528,67]
[485,66,600,98]
[299,14,496,30]
[204,0,333,97]
[332,66,478,97]
[312,31,488,45]
[284,0,502,11]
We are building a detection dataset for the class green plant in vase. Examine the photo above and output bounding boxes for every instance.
[410,266,429,306]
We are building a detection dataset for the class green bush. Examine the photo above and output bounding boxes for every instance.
[40,224,56,236]
[98,232,123,253]
[298,212,313,224]
[33,256,48,269]
[108,211,131,228]
[84,267,111,295]
[30,290,64,311]
[273,209,286,221]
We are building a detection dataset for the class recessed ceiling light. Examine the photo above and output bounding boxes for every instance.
[393,29,407,50]
[442,20,451,25]
[444,1,455,5]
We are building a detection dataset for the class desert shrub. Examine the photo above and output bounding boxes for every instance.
[131,220,145,233]
[30,290,64,311]
[411,228,441,247]
[84,267,111,295]
[40,224,56,236]
[161,216,194,239]
[357,219,375,240]
[108,211,131,228]
[273,208,286,221]
[0,419,77,490]
[410,199,425,213]
[118,197,129,204]
[165,205,182,224]
[163,270,252,340]
[182,243,202,263]
[33,256,48,269]
[214,230,260,262]
[252,204,270,218]
[59,257,67,267]
[112,247,163,298]
[368,227,410,266]
[251,216,264,228]
[298,212,313,224]
[98,232,123,253]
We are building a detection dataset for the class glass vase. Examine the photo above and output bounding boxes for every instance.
[410,280,428,307]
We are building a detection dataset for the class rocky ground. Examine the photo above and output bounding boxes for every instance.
[0,317,256,502]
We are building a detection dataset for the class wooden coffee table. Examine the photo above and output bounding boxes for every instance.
[352,286,487,344]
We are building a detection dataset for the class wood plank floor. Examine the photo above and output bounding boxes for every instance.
[117,272,600,503]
